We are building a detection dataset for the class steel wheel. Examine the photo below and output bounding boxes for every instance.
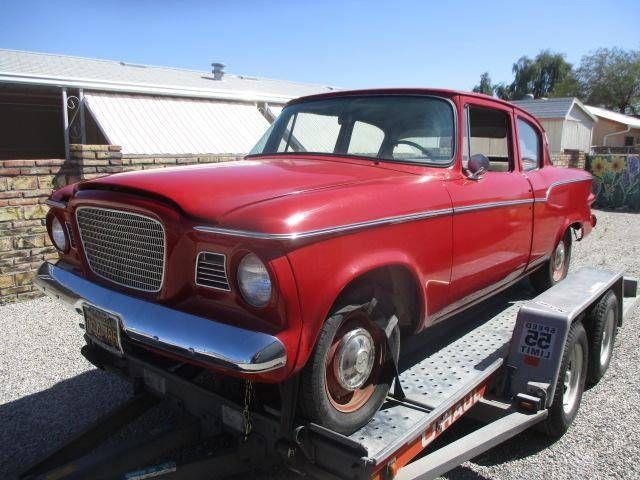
[552,240,567,282]
[324,312,384,413]
[562,341,584,415]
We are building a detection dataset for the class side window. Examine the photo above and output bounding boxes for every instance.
[348,121,384,157]
[466,106,512,172]
[517,118,541,171]
[281,112,341,153]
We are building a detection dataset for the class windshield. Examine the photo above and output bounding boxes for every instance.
[249,95,455,165]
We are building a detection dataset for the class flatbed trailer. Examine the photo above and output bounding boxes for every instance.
[23,267,640,480]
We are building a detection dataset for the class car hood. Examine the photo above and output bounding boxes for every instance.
[77,156,410,223]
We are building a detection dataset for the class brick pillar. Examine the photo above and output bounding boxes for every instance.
[70,144,123,180]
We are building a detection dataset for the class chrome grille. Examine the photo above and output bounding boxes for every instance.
[76,207,165,292]
[196,252,230,291]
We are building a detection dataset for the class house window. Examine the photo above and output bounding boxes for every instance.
[624,136,634,146]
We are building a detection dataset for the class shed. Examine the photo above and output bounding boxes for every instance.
[586,105,640,151]
[0,49,335,159]
[511,97,596,155]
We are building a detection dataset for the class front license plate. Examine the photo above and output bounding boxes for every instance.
[83,304,124,356]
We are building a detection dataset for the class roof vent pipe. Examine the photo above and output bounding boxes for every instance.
[524,93,535,100]
[212,63,225,80]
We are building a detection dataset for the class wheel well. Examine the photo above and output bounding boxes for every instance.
[568,221,583,241]
[332,265,422,332]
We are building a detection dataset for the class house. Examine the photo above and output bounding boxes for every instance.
[0,49,335,159]
[586,105,640,152]
[511,97,596,167]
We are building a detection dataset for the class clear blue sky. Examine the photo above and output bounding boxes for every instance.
[1,0,638,90]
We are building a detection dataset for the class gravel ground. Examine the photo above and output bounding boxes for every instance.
[1,209,638,480]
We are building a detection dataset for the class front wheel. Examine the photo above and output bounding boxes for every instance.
[299,300,400,435]
[530,230,572,293]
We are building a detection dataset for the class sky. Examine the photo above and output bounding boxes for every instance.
[0,0,638,91]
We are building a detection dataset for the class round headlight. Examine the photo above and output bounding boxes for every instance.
[237,253,272,307]
[50,216,68,252]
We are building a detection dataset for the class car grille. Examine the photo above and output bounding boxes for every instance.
[195,252,230,291]
[75,207,165,292]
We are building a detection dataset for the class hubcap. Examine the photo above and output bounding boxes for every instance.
[562,342,584,414]
[553,241,566,281]
[333,328,375,391]
[600,309,616,367]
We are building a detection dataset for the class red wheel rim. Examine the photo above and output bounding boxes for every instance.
[324,311,385,413]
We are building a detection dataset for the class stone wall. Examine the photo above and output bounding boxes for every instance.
[0,145,243,304]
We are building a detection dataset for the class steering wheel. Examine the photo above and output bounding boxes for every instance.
[395,140,431,156]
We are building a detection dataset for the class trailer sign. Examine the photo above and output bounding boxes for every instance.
[518,321,557,365]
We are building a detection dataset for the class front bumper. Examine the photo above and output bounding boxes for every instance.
[34,262,287,373]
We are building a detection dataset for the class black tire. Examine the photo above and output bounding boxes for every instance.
[585,290,619,387]
[299,299,400,435]
[541,321,588,437]
[530,230,572,294]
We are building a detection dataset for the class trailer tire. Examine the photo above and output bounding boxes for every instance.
[530,230,572,293]
[299,299,400,435]
[541,321,588,437]
[585,290,618,387]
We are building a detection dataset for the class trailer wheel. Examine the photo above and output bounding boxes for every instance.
[530,231,572,293]
[299,300,400,435]
[541,321,588,437]
[586,290,618,387]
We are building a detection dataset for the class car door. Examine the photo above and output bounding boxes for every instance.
[514,113,559,268]
[443,97,533,313]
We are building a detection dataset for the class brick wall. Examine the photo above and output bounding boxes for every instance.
[0,145,242,304]
[551,150,586,169]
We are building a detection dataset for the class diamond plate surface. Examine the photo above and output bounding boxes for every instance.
[398,302,522,408]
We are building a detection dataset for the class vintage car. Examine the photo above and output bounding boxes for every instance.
[38,89,596,434]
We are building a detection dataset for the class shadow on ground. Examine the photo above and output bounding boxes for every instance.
[0,369,131,479]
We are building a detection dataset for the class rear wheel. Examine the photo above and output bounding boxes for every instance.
[530,230,572,293]
[586,290,619,386]
[541,321,588,437]
[299,299,400,435]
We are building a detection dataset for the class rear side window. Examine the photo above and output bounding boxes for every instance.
[517,118,541,171]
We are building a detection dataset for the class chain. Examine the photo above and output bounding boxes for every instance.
[242,379,254,441]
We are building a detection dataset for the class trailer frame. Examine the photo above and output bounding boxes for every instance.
[22,268,639,480]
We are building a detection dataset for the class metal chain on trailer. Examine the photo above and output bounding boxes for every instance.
[242,380,254,441]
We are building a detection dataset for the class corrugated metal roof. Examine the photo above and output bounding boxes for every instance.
[0,49,335,103]
[511,97,596,122]
[586,105,640,129]
[85,92,272,154]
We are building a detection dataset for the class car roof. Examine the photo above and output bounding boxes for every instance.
[287,88,516,110]
[286,88,543,132]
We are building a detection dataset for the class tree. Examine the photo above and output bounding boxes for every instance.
[573,48,640,114]
[509,50,573,100]
[473,72,494,96]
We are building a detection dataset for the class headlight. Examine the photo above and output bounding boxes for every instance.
[237,253,272,307]
[51,217,67,252]
[50,216,68,252]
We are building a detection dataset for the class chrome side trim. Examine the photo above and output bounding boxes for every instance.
[535,178,592,203]
[34,262,287,373]
[453,198,533,214]
[195,179,591,241]
[46,199,67,209]
[194,207,454,240]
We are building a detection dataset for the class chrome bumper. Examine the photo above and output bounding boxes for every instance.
[34,262,287,373]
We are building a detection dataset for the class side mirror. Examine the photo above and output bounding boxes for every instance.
[467,154,489,181]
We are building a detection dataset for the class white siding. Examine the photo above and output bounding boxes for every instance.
[539,119,564,153]
[85,92,272,154]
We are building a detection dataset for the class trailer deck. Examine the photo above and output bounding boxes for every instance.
[23,268,640,480]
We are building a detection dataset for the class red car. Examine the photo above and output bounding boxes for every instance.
[39,89,595,434]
